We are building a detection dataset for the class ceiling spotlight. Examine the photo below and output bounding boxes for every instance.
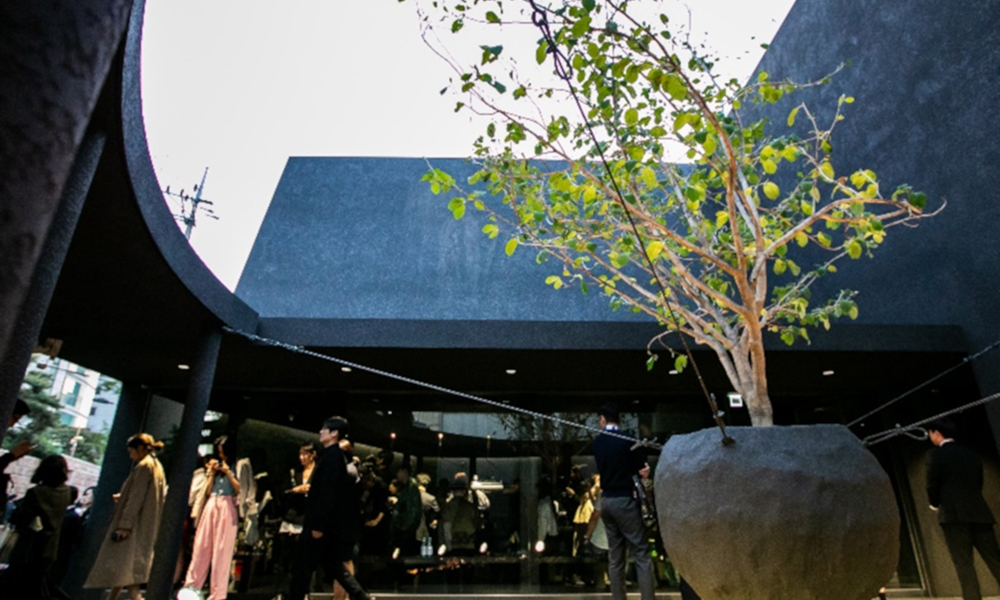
[505,369,517,375]
[822,370,835,376]
[390,432,396,440]
[178,364,190,370]
[669,369,679,375]
[438,432,444,440]
[341,366,352,373]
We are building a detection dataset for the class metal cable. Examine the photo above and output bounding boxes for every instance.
[862,391,1000,447]
[848,338,1000,428]
[525,0,733,445]
[222,326,662,451]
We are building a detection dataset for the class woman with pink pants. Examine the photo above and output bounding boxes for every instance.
[184,455,241,600]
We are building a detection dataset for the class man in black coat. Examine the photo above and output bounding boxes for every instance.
[288,415,373,600]
[926,418,1000,600]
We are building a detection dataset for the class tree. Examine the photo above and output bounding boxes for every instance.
[3,369,109,464]
[415,0,940,426]
[4,371,62,455]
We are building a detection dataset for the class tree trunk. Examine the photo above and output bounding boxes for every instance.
[722,345,774,427]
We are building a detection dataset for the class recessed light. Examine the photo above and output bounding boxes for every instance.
[341,366,352,373]
[822,370,835,376]
[178,364,190,370]
[505,369,517,375]
[669,369,679,375]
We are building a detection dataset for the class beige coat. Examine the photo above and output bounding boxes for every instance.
[84,454,167,588]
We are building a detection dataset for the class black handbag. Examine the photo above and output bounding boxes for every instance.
[632,475,657,530]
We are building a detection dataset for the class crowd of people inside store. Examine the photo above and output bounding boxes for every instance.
[0,414,673,600]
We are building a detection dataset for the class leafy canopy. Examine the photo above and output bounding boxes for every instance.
[413,0,939,423]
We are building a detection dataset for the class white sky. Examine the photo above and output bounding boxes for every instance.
[141,0,796,291]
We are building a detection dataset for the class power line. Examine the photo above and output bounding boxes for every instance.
[164,167,218,240]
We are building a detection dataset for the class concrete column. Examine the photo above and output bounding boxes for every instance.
[63,380,150,600]
[146,327,222,600]
[0,1,133,431]
[0,130,106,443]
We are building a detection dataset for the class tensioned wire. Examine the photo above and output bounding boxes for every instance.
[222,326,663,451]
[846,339,1000,428]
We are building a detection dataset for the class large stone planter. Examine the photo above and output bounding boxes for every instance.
[654,424,899,600]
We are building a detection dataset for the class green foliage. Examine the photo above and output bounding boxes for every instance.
[3,370,109,464]
[409,0,939,420]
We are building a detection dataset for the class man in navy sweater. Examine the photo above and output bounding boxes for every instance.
[593,403,654,600]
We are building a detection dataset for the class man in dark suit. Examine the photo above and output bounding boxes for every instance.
[926,418,1000,600]
[288,415,373,600]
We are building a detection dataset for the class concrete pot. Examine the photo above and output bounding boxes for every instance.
[654,424,899,600]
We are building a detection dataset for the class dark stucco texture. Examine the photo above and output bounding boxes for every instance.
[655,425,900,600]
[747,0,1000,395]
[237,156,650,324]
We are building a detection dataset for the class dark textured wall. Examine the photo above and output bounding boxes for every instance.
[752,0,1000,595]
[237,156,650,324]
[752,0,1000,412]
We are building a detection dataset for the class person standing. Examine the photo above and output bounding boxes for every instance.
[183,453,242,600]
[84,433,167,600]
[388,465,422,558]
[592,403,654,600]
[0,454,73,599]
[1,399,34,524]
[287,416,373,600]
[926,418,1000,600]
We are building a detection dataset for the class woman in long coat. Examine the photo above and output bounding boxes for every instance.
[84,433,167,600]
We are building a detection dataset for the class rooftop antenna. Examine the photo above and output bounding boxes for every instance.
[164,167,218,240]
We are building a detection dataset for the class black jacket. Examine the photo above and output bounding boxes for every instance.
[926,441,995,524]
[303,444,348,535]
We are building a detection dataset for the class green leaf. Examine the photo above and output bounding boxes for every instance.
[482,223,499,239]
[448,197,465,219]
[846,239,863,259]
[780,329,795,346]
[485,11,501,23]
[762,159,777,175]
[773,259,787,275]
[640,166,658,189]
[702,135,717,156]
[646,240,664,261]
[451,19,465,33]
[820,161,835,180]
[763,181,780,200]
[505,238,518,256]
[787,106,800,127]
[536,41,548,65]
[794,231,808,247]
[625,108,638,126]
[674,354,688,372]
[646,353,658,371]
[582,0,596,10]
[716,211,729,228]
[664,74,687,101]
[848,305,859,319]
